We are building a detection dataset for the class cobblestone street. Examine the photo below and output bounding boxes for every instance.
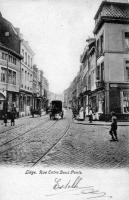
[0,110,129,168]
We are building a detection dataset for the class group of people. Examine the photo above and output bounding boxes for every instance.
[3,108,16,127]
[72,106,93,122]
[72,106,118,142]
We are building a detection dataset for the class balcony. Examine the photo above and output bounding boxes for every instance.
[96,80,105,89]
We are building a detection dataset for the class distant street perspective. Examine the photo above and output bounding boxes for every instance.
[0,109,129,168]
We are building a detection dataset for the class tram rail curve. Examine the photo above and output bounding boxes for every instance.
[32,122,71,167]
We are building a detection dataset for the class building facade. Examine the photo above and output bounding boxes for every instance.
[18,35,34,117]
[0,13,22,118]
[94,0,129,119]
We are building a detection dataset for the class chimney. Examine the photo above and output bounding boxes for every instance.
[15,27,20,35]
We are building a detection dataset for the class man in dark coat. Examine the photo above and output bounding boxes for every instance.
[10,110,16,126]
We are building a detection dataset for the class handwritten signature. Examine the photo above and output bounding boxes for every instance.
[46,176,112,199]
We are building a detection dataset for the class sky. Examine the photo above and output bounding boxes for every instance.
[0,0,102,93]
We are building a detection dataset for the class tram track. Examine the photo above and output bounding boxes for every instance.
[0,119,58,155]
[0,117,49,147]
[0,115,48,135]
[32,122,71,167]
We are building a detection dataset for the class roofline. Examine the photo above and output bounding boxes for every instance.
[93,17,129,34]
[94,1,129,20]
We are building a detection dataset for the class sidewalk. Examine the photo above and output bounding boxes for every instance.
[74,118,129,126]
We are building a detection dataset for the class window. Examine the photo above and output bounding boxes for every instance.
[125,32,129,49]
[123,91,129,113]
[31,58,32,68]
[2,53,16,65]
[101,62,104,81]
[2,52,8,60]
[13,57,16,65]
[12,71,16,85]
[1,67,7,82]
[96,34,104,57]
[25,52,27,65]
[88,75,91,90]
[25,71,27,81]
[8,69,12,84]
[96,39,99,56]
[96,65,100,80]
[100,34,104,54]
[28,55,30,67]
[125,60,129,81]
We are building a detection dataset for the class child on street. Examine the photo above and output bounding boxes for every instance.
[109,111,118,141]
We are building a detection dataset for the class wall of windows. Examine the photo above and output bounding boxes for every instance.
[0,67,16,85]
[2,52,16,65]
[21,48,33,69]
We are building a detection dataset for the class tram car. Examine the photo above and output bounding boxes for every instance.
[49,100,64,120]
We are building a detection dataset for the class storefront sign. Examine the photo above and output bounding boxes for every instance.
[110,84,118,88]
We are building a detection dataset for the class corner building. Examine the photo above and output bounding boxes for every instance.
[93,0,129,120]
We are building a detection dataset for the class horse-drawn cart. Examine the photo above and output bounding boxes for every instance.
[49,100,63,120]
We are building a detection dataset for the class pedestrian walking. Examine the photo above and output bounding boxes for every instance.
[4,113,8,126]
[72,107,77,120]
[89,108,93,123]
[10,110,16,126]
[109,111,118,141]
[78,107,84,121]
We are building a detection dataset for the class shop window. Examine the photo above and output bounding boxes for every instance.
[123,91,129,113]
